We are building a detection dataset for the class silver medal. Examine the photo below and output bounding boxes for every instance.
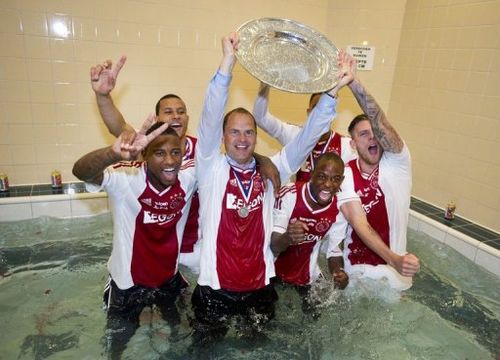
[238,206,249,218]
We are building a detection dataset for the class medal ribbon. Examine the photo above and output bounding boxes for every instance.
[231,166,257,206]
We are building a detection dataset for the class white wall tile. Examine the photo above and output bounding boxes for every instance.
[0,202,33,221]
[443,230,480,262]
[418,221,447,243]
[71,196,109,217]
[475,243,500,276]
[31,198,71,218]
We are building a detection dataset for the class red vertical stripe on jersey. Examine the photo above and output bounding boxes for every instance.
[131,180,186,287]
[275,182,340,285]
[216,168,266,291]
[347,160,389,266]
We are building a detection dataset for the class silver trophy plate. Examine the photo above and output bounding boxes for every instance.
[236,18,339,94]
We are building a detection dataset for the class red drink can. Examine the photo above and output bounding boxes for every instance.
[0,173,9,192]
[444,202,456,220]
[51,170,62,188]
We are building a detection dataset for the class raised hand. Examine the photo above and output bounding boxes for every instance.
[327,50,356,97]
[336,50,356,88]
[90,56,127,96]
[219,32,239,75]
[112,113,169,160]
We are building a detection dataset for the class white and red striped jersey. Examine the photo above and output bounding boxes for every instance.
[343,145,413,289]
[86,160,196,290]
[196,71,341,292]
[273,181,348,285]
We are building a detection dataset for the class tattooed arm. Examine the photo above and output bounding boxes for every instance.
[343,51,404,153]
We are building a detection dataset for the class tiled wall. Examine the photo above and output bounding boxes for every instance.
[0,0,401,185]
[389,0,500,232]
[1,0,498,232]
[0,0,332,185]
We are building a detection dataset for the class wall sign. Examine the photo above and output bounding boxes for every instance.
[346,45,375,71]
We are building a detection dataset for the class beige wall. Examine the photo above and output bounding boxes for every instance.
[391,0,500,232]
[0,0,330,184]
[0,0,498,231]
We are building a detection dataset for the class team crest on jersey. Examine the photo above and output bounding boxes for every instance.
[253,178,262,192]
[369,177,379,190]
[315,219,331,233]
[169,195,183,210]
[229,178,237,187]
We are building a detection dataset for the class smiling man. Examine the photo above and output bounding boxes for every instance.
[192,32,354,345]
[72,116,197,359]
[271,152,350,315]
[90,57,201,272]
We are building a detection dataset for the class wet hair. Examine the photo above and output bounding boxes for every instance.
[313,152,344,173]
[347,114,370,137]
[146,122,180,138]
[155,94,185,115]
[222,107,257,132]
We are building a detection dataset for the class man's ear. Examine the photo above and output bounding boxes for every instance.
[350,138,356,150]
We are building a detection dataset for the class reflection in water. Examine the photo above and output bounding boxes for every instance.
[19,332,79,360]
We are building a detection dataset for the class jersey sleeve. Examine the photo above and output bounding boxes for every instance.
[336,166,360,207]
[252,87,301,145]
[196,71,231,172]
[323,209,348,258]
[85,162,143,199]
[272,184,296,234]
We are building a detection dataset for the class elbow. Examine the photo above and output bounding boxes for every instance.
[72,162,85,182]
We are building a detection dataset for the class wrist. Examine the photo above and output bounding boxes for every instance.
[326,91,338,99]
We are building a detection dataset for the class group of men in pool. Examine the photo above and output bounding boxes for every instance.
[73,32,420,358]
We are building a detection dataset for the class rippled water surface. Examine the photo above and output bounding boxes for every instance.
[0,214,498,359]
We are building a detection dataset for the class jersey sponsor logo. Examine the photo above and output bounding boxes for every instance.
[291,232,323,245]
[144,194,184,210]
[143,210,177,225]
[360,187,383,214]
[303,233,322,243]
[226,192,264,213]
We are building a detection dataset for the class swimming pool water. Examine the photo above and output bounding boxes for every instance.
[0,214,498,359]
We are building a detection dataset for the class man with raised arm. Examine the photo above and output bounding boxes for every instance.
[89,58,201,272]
[72,117,196,359]
[332,51,419,290]
[253,50,419,289]
[253,84,358,181]
[192,32,354,344]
